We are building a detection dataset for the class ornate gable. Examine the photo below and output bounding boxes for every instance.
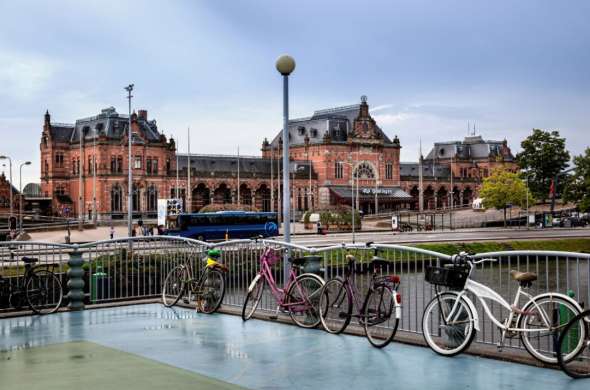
[350,96,383,145]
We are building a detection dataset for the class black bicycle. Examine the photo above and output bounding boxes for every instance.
[0,257,63,314]
[318,245,402,348]
[558,309,590,378]
[162,249,227,313]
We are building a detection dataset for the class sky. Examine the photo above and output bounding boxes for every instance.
[1,0,589,185]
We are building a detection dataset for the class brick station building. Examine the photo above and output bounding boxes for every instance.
[39,97,517,220]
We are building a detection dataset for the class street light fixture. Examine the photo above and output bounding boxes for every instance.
[0,155,13,226]
[276,54,295,281]
[125,84,134,237]
[19,161,31,232]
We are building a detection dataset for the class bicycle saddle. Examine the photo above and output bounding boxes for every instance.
[22,257,38,264]
[510,270,537,283]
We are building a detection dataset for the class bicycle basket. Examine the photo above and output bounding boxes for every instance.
[425,266,469,290]
[262,248,282,266]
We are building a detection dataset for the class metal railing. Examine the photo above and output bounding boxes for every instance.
[1,237,589,354]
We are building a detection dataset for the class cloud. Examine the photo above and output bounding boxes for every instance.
[0,49,60,100]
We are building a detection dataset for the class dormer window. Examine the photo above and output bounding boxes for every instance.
[439,148,445,156]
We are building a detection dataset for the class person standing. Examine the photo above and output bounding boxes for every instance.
[109,224,115,239]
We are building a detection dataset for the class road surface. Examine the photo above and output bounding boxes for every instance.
[24,224,590,245]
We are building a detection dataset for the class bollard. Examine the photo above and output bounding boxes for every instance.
[67,248,85,311]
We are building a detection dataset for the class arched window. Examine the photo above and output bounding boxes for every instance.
[146,185,158,211]
[111,185,122,212]
[354,162,375,179]
[132,184,141,212]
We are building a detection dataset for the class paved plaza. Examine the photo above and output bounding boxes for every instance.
[0,303,584,389]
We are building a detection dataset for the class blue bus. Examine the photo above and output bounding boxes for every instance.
[166,211,279,241]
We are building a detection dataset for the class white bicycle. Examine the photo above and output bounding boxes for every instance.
[422,252,585,364]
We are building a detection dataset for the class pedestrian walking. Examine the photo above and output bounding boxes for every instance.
[109,224,115,239]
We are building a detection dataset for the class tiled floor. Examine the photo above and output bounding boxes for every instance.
[0,304,585,389]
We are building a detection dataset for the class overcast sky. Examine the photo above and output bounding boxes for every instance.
[1,0,589,184]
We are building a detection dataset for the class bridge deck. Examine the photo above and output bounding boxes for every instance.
[0,304,583,389]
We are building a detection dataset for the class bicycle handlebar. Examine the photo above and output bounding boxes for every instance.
[446,252,497,267]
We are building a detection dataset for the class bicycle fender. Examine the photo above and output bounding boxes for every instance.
[525,292,584,313]
[461,295,480,332]
[439,291,480,332]
[248,274,262,293]
[395,299,402,319]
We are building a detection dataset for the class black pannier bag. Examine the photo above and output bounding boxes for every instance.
[425,265,469,290]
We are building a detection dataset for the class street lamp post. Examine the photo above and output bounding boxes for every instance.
[276,54,295,281]
[19,161,31,232]
[93,127,97,224]
[0,156,13,225]
[125,84,134,237]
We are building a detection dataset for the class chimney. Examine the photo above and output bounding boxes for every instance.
[138,109,148,120]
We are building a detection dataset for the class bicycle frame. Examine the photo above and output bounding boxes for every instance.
[445,279,553,333]
[249,250,318,313]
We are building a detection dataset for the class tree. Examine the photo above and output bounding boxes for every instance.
[480,168,534,227]
[563,148,590,212]
[516,129,570,202]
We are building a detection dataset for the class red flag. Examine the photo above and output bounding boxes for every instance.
[549,179,555,198]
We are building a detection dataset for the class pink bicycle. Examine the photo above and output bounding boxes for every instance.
[241,247,325,328]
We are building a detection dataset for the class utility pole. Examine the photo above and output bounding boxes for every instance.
[78,120,84,231]
[270,145,274,212]
[0,156,13,225]
[125,84,134,237]
[93,127,97,224]
[449,156,455,230]
[175,137,179,200]
[237,146,240,206]
[187,127,191,213]
[419,138,424,212]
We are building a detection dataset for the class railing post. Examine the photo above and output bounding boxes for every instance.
[67,245,85,311]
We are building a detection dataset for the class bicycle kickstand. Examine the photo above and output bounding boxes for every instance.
[268,305,280,320]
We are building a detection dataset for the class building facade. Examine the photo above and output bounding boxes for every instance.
[39,97,517,220]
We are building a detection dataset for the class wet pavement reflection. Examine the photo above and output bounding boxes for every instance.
[0,303,586,389]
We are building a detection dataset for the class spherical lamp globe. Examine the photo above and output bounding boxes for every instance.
[275,55,296,76]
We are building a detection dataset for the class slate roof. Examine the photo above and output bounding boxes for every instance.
[48,124,74,143]
[400,162,451,178]
[424,135,514,161]
[50,107,164,144]
[269,103,394,147]
[176,154,317,180]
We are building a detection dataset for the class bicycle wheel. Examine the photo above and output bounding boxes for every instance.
[242,276,264,321]
[422,292,475,356]
[319,277,352,334]
[286,273,324,328]
[162,265,187,307]
[519,294,584,364]
[26,269,63,315]
[364,285,398,348]
[198,269,226,314]
[558,310,590,378]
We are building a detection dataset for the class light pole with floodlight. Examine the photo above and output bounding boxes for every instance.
[19,161,31,232]
[125,84,134,237]
[276,54,295,281]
